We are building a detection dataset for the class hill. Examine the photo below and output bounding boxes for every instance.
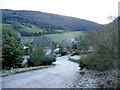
[1,9,100,32]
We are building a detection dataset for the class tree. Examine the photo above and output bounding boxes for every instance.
[2,27,24,69]
[0,27,2,70]
[79,19,118,71]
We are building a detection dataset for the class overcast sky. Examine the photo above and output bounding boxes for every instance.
[1,0,119,24]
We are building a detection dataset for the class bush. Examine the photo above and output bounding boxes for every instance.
[29,35,56,66]
[30,47,45,66]
[2,27,24,70]
[77,35,89,51]
[71,51,79,56]
[79,52,117,71]
[0,27,2,70]
[41,56,56,65]
[59,49,67,56]
[29,48,56,66]
[79,20,118,71]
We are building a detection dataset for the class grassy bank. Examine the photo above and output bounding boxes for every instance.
[1,64,55,77]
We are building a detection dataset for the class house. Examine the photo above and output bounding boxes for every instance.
[32,36,53,55]
[17,32,22,38]
[61,38,78,49]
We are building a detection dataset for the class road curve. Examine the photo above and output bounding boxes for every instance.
[2,55,80,88]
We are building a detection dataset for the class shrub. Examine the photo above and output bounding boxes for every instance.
[71,51,80,56]
[77,35,89,51]
[2,27,24,70]
[86,20,118,59]
[79,20,118,71]
[29,50,56,66]
[29,47,45,66]
[41,56,56,65]
[0,27,2,70]
[79,52,117,71]
[59,49,67,56]
[29,36,56,66]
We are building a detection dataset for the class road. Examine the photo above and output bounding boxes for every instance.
[2,55,80,88]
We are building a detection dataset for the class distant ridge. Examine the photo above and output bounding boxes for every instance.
[1,9,101,31]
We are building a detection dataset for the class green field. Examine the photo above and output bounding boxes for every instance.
[20,25,44,33]
[45,31,83,42]
[1,23,44,33]
[22,31,84,43]
[0,24,12,28]
[54,30,65,33]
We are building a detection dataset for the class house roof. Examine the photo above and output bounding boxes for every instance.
[62,38,78,43]
[33,36,53,48]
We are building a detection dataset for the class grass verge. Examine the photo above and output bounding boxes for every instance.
[0,64,55,77]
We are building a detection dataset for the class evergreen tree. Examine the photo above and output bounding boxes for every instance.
[2,27,24,69]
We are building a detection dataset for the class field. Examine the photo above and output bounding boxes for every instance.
[21,31,84,43]
[20,25,44,33]
[1,23,44,33]
[45,31,83,42]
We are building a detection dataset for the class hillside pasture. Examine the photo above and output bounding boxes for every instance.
[45,31,83,42]
[20,25,44,33]
[21,31,84,44]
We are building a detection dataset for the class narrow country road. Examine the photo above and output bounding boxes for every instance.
[2,55,80,88]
